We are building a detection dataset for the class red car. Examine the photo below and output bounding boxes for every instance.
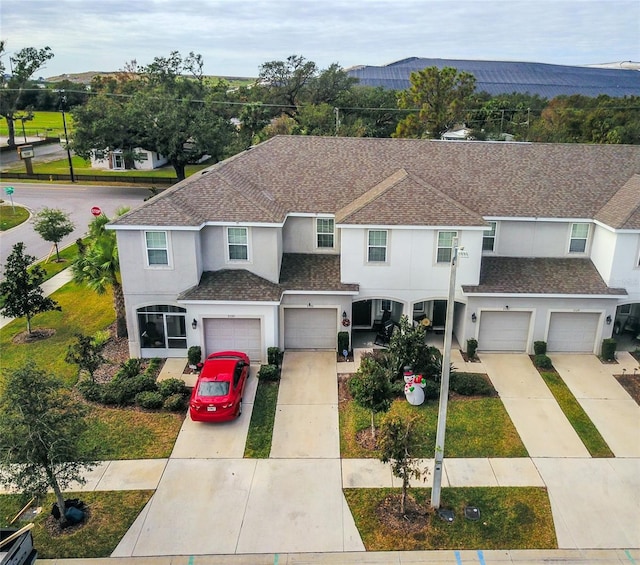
[189,351,250,422]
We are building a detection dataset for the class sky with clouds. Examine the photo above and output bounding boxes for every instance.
[2,0,639,78]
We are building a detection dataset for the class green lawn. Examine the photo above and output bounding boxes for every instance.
[340,391,528,458]
[0,490,152,559]
[0,204,29,230]
[344,486,557,550]
[1,111,70,138]
[538,370,613,457]
[244,378,280,458]
[0,281,115,385]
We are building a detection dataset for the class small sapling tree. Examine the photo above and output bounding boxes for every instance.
[0,242,61,334]
[33,208,75,262]
[377,413,428,515]
[0,363,95,524]
[348,356,394,437]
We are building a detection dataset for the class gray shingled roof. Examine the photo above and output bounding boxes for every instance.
[462,257,627,296]
[595,175,640,230]
[111,137,640,230]
[178,253,358,302]
[346,57,640,98]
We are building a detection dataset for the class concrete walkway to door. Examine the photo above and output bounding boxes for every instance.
[480,354,590,457]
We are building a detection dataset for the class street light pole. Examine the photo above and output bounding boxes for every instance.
[59,92,75,183]
[431,237,465,509]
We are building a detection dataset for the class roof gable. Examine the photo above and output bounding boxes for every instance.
[595,174,640,230]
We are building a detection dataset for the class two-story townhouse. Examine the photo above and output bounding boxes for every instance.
[108,136,640,361]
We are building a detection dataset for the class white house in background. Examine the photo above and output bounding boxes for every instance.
[108,136,640,362]
[91,148,168,171]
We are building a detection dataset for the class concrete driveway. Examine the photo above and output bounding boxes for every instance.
[550,354,640,457]
[480,354,589,457]
[114,352,364,557]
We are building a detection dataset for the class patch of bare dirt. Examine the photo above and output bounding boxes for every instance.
[377,494,432,536]
[44,505,91,537]
[356,427,379,450]
[615,373,640,405]
[12,328,56,343]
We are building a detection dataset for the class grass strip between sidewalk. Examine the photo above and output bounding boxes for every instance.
[244,379,279,458]
[538,370,614,457]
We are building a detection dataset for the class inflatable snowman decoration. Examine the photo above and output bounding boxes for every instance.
[403,366,426,406]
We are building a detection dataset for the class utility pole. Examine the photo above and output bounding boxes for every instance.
[58,91,75,182]
[431,237,467,509]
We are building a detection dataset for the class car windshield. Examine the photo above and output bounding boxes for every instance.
[198,381,230,397]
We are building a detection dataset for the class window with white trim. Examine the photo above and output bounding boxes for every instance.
[368,230,387,262]
[227,227,248,260]
[482,222,497,252]
[145,231,169,265]
[569,223,589,253]
[437,231,457,263]
[316,218,334,248]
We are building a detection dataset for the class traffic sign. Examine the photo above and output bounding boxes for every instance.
[5,186,14,195]
[91,206,102,216]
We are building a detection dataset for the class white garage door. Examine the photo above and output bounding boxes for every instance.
[284,308,337,349]
[547,312,599,353]
[478,311,531,352]
[204,318,262,362]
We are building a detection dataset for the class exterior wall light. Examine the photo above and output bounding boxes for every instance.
[606,315,612,325]
[471,313,477,323]
[192,318,198,330]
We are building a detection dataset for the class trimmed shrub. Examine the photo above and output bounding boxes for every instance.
[534,354,553,369]
[77,379,103,402]
[158,378,189,398]
[534,341,547,355]
[114,358,143,381]
[337,331,350,355]
[258,364,280,381]
[188,346,202,366]
[267,347,283,366]
[144,357,163,378]
[135,390,164,410]
[601,338,617,361]
[466,338,478,360]
[450,372,494,396]
[423,379,440,400]
[103,375,158,406]
[163,393,188,412]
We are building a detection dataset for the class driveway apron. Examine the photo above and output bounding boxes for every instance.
[271,350,340,458]
[480,354,589,457]
[550,354,640,457]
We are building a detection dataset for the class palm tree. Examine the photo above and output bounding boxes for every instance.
[72,209,128,338]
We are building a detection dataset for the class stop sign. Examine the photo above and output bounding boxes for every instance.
[91,206,102,216]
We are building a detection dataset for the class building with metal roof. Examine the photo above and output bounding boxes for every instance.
[346,57,640,98]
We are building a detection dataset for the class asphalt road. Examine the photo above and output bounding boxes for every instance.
[0,182,151,270]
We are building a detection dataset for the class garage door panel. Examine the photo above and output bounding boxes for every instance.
[478,311,531,352]
[548,312,598,353]
[284,309,337,349]
[204,318,262,362]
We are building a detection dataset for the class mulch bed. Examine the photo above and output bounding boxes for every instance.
[45,505,92,537]
[377,494,432,536]
[12,328,56,343]
[459,350,481,363]
[615,373,640,405]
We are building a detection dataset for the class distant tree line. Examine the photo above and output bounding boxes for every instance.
[2,45,639,157]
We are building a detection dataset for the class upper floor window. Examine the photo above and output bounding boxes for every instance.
[228,227,248,260]
[437,231,457,263]
[482,222,497,252]
[569,223,589,253]
[316,218,334,248]
[145,231,169,266]
[368,230,387,262]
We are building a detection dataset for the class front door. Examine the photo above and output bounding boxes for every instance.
[352,300,372,328]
